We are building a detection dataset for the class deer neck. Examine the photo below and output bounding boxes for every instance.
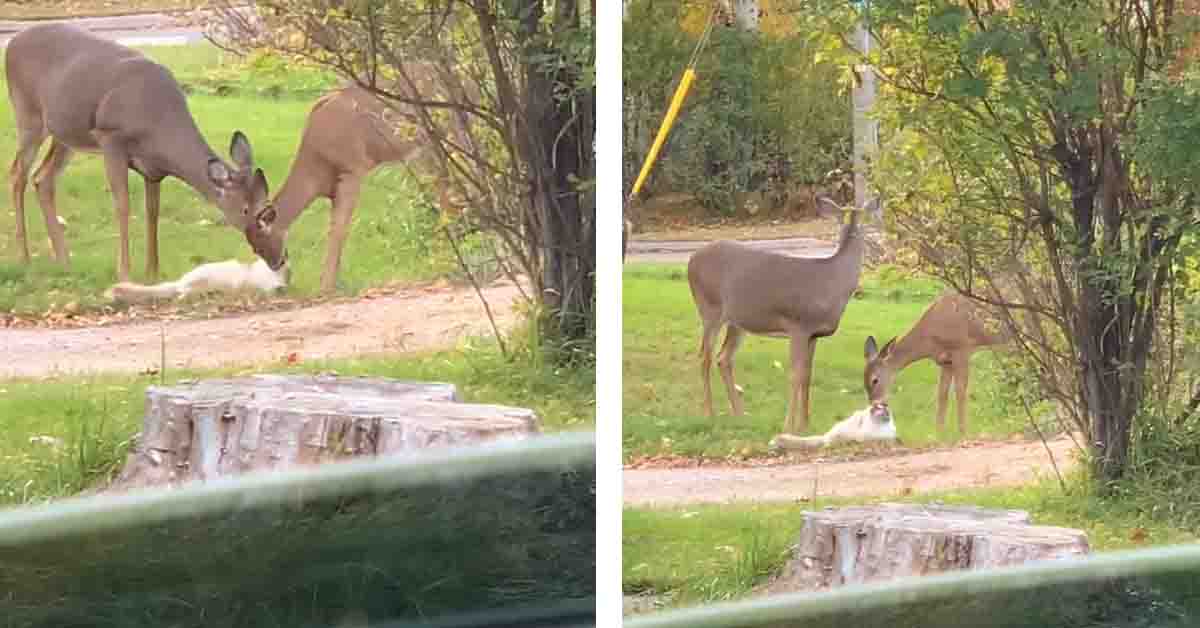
[270,151,325,232]
[885,331,935,373]
[829,210,867,286]
[156,124,228,207]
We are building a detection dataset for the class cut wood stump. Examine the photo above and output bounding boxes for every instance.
[765,502,1091,594]
[108,375,540,492]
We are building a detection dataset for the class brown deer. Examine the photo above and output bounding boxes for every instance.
[246,80,473,293]
[687,196,880,435]
[863,291,1009,434]
[5,23,273,282]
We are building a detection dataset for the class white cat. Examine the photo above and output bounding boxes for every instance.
[105,258,289,304]
[769,403,899,451]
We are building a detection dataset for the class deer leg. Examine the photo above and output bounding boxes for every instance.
[321,175,363,293]
[935,364,953,433]
[698,320,721,417]
[716,325,746,416]
[32,140,73,265]
[9,125,46,264]
[144,178,162,280]
[785,335,816,434]
[99,144,133,282]
[953,355,971,434]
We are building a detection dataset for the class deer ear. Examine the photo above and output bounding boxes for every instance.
[230,131,254,171]
[864,336,879,360]
[250,168,270,205]
[881,337,898,358]
[207,158,231,188]
[257,206,277,228]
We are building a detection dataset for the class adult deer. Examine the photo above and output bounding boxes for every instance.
[863,291,1008,434]
[687,196,880,434]
[6,23,273,282]
[246,81,472,293]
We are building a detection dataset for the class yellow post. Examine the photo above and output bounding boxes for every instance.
[629,68,697,200]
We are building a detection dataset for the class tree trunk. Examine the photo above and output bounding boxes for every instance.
[108,375,540,492]
[765,503,1091,594]
[519,0,595,347]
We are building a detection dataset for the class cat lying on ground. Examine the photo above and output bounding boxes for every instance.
[105,258,289,304]
[769,403,899,451]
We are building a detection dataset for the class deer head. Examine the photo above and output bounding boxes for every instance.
[244,201,288,272]
[814,195,881,233]
[864,335,898,407]
[206,132,269,228]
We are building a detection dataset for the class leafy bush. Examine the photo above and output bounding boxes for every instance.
[623,0,852,213]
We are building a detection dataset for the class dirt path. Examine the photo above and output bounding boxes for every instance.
[0,281,522,379]
[0,11,206,46]
[624,434,1080,507]
[627,237,834,264]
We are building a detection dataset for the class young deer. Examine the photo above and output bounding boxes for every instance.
[863,291,1008,434]
[5,24,273,281]
[687,196,880,435]
[245,81,472,293]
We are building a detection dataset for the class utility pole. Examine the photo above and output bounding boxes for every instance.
[851,1,878,213]
[733,0,759,30]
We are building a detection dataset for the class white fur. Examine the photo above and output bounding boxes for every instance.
[770,405,898,451]
[105,258,288,304]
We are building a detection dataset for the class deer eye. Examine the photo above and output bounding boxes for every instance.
[871,377,879,386]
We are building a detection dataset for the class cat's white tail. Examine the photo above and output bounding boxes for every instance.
[105,281,184,303]
[768,434,830,450]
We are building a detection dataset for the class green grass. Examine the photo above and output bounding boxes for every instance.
[0,337,595,508]
[623,482,1200,609]
[622,263,1029,460]
[0,44,464,316]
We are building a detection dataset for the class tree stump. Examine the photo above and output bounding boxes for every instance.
[765,503,1091,594]
[109,375,540,492]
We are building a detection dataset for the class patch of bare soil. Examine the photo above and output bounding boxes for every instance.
[623,434,1082,507]
[628,191,842,242]
[625,442,941,470]
[0,280,524,379]
[626,236,837,265]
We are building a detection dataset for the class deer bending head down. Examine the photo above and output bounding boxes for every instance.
[243,80,472,292]
[863,291,1008,434]
[687,195,881,434]
[5,23,276,281]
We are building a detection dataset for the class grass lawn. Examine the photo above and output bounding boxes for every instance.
[0,338,595,509]
[623,263,1031,461]
[623,483,1200,609]
[0,44,463,316]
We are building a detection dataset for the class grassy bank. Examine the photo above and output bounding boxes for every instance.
[0,339,595,508]
[623,482,1199,610]
[623,263,1031,460]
